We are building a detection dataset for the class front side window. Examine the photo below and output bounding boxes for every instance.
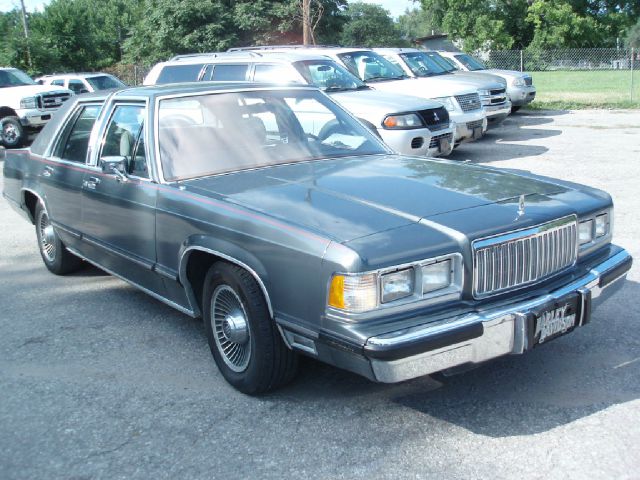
[455,54,486,71]
[53,104,103,162]
[292,60,366,91]
[337,51,406,82]
[253,64,301,84]
[68,79,89,94]
[157,89,387,182]
[100,104,147,176]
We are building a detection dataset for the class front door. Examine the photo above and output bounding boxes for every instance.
[80,102,161,293]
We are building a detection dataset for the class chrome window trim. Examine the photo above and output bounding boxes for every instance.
[472,215,578,299]
[45,101,105,163]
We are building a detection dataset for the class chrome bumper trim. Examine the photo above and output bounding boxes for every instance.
[366,249,631,383]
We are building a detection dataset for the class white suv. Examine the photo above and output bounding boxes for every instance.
[0,67,72,148]
[37,72,126,94]
[144,51,456,157]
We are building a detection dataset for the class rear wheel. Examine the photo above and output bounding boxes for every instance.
[35,203,82,275]
[203,262,297,394]
[1,116,27,148]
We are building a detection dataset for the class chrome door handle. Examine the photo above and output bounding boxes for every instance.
[83,176,101,190]
[42,166,54,177]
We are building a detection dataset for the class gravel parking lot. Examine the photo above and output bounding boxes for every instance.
[1,109,639,480]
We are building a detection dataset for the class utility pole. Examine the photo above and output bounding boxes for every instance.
[19,0,33,69]
[302,0,311,45]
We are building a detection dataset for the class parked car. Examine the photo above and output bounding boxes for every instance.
[230,46,488,146]
[0,67,73,148]
[438,51,536,112]
[144,51,455,157]
[37,72,126,94]
[374,48,511,127]
[3,83,631,394]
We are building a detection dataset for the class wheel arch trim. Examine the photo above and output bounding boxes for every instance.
[178,244,274,319]
[21,187,46,223]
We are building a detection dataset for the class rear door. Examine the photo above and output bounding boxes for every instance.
[80,102,161,292]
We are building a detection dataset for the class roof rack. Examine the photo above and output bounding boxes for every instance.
[170,51,265,61]
[228,45,341,52]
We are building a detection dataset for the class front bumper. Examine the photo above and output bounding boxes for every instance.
[365,248,632,383]
[508,86,537,107]
[452,110,488,144]
[380,125,455,158]
[17,108,53,128]
[484,100,512,128]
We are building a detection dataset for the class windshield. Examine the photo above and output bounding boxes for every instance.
[455,54,486,71]
[398,52,450,77]
[423,52,457,72]
[0,69,36,88]
[337,51,407,82]
[158,89,387,182]
[86,75,125,90]
[293,60,367,91]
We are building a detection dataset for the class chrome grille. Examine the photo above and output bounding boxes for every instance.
[481,88,508,106]
[39,92,71,110]
[417,107,449,132]
[454,93,481,112]
[466,119,483,130]
[473,217,577,298]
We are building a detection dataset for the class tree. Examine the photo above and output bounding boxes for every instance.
[339,2,407,47]
[627,18,640,48]
[526,0,604,49]
[396,6,440,42]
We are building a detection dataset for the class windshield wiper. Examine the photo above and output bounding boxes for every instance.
[365,76,395,82]
[324,86,354,92]
[355,85,370,90]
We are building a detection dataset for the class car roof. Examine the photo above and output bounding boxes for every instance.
[165,50,333,64]
[41,72,114,79]
[374,48,422,54]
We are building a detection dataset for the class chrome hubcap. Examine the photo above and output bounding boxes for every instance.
[3,123,17,143]
[38,211,56,262]
[211,285,251,372]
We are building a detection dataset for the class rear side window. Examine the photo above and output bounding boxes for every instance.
[253,64,300,83]
[51,79,65,86]
[53,104,102,163]
[68,79,88,94]
[156,64,204,84]
[208,64,248,81]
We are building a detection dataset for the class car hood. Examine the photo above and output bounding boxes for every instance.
[4,84,72,97]
[368,77,477,99]
[486,69,529,81]
[330,89,443,121]
[182,155,586,243]
[450,71,507,87]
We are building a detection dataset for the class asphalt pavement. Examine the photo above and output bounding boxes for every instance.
[1,109,639,479]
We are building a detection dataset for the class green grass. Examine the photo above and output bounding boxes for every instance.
[525,70,640,109]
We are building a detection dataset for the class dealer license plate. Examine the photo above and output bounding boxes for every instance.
[534,299,578,345]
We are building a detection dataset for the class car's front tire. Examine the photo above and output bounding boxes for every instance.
[35,203,82,275]
[203,262,297,394]
[1,116,27,148]
[511,106,521,113]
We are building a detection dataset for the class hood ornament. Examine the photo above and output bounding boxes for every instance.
[516,194,526,219]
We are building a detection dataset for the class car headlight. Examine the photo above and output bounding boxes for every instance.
[511,77,526,87]
[20,96,38,109]
[422,260,452,293]
[381,268,414,303]
[382,113,424,129]
[328,254,463,315]
[578,210,612,255]
[433,96,456,112]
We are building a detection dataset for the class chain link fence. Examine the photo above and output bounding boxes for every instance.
[483,48,638,72]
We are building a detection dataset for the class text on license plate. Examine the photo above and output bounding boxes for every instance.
[535,304,576,344]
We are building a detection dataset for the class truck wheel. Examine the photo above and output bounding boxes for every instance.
[1,116,27,148]
[35,203,82,275]
[203,262,298,394]
[511,106,521,113]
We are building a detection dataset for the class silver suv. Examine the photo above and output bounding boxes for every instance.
[374,48,511,127]
[438,51,536,112]
[230,46,489,146]
[144,51,456,157]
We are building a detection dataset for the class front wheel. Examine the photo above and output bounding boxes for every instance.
[511,106,521,113]
[35,203,82,275]
[203,262,297,394]
[1,116,27,148]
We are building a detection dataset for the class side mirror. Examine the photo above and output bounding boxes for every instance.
[100,156,129,182]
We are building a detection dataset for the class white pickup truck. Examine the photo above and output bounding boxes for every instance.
[0,67,72,148]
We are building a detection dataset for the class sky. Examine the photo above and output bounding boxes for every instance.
[0,0,417,18]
